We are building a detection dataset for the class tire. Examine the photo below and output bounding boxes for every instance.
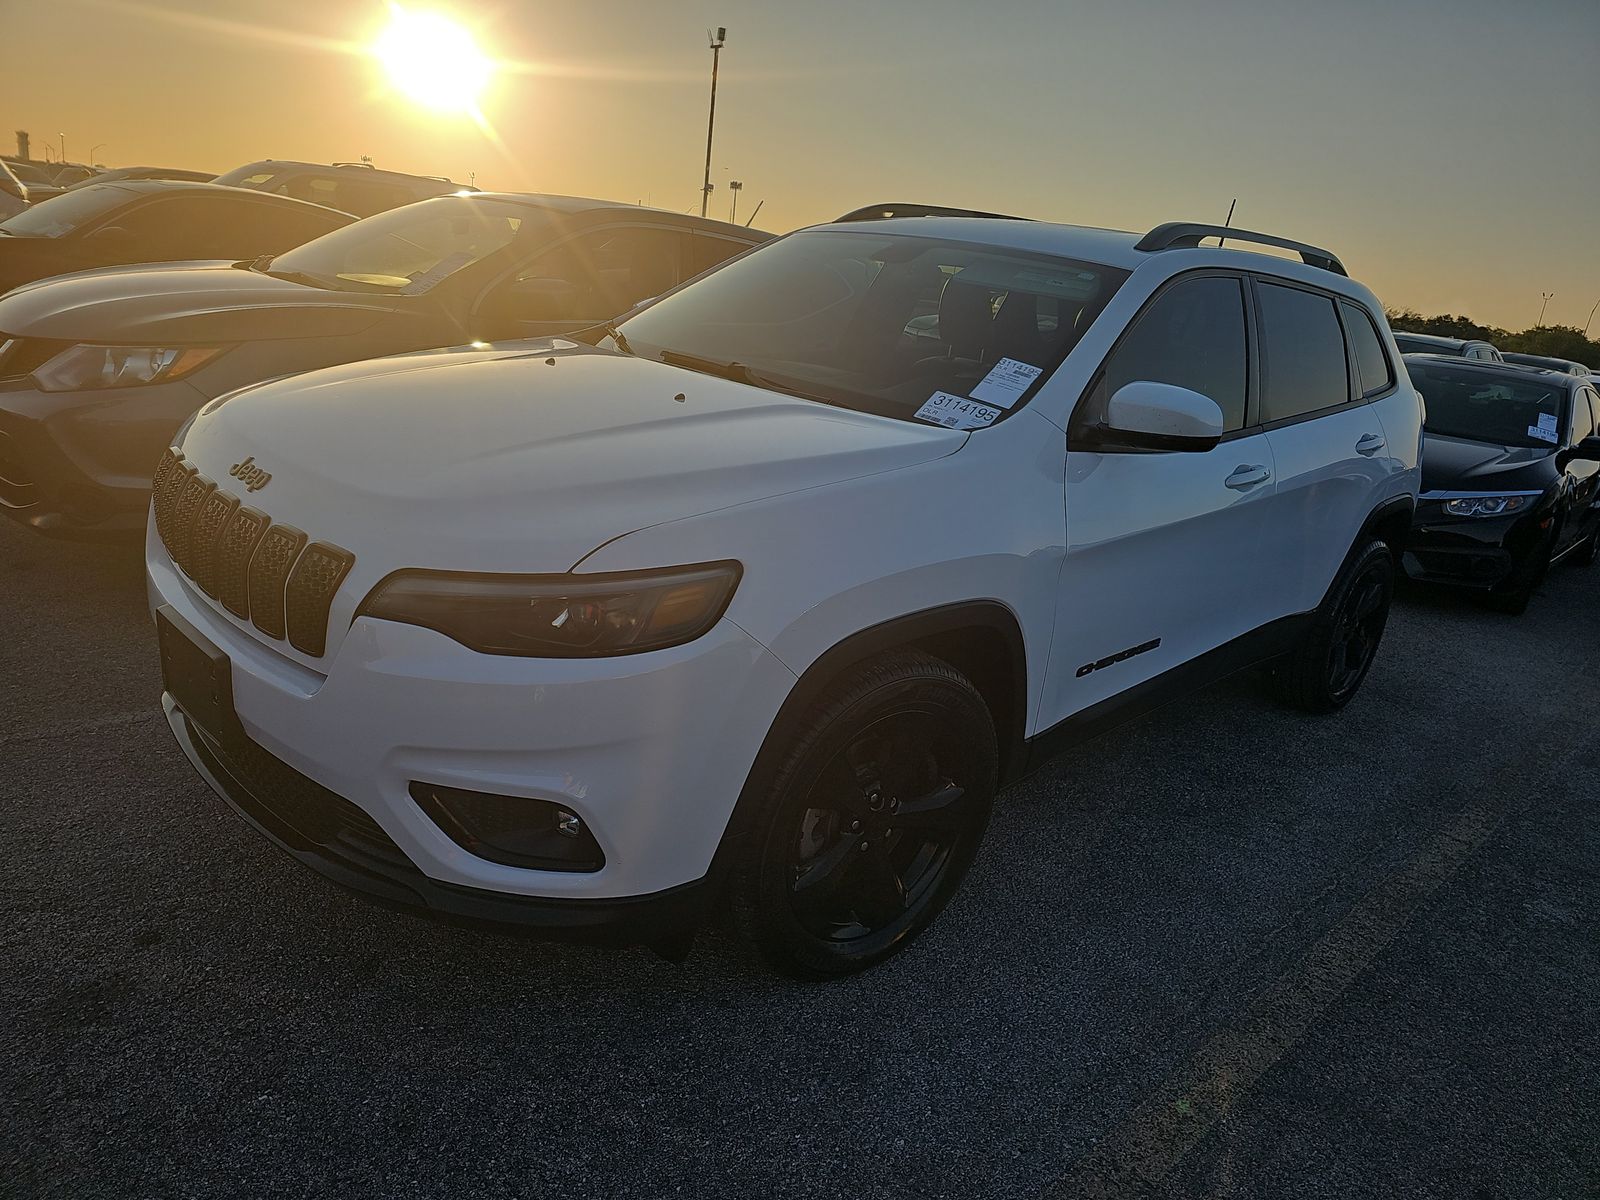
[1485,523,1557,614]
[1271,539,1396,714]
[732,650,998,979]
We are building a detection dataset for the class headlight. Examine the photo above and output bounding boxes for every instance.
[1442,494,1537,518]
[356,562,742,657]
[33,344,224,392]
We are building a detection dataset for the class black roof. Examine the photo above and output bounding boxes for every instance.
[1401,352,1581,389]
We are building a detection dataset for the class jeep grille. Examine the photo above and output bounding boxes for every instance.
[153,447,352,658]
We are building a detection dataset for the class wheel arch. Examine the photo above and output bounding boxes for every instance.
[707,601,1030,887]
[1359,494,1415,560]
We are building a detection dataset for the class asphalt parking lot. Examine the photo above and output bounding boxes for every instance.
[3,517,1597,1200]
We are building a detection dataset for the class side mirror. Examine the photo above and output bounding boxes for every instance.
[1556,434,1600,471]
[1099,381,1225,452]
[478,276,583,322]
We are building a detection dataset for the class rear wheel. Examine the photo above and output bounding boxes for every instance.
[1272,539,1396,713]
[733,651,997,979]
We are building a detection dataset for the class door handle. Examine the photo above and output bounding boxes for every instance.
[1355,433,1386,456]
[1224,464,1272,490]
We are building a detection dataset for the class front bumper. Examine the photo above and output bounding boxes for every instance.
[163,694,713,944]
[148,530,797,919]
[1402,505,1547,590]
[0,376,206,539]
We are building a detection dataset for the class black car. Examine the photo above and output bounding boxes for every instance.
[0,181,353,296]
[1501,350,1591,377]
[1392,331,1503,362]
[1404,355,1600,612]
[0,192,769,539]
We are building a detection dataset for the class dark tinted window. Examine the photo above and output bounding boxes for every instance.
[1570,388,1596,442]
[1341,302,1394,396]
[683,231,754,277]
[498,226,686,323]
[1093,275,1249,431]
[1258,282,1349,421]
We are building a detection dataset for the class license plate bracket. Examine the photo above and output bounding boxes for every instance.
[157,605,244,747]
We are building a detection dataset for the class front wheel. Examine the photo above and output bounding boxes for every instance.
[1272,539,1396,713]
[733,651,997,979]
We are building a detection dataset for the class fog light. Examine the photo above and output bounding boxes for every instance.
[409,782,604,872]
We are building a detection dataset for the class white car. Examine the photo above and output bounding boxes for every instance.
[147,212,1422,977]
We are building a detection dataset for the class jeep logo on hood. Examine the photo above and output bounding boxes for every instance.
[229,456,272,493]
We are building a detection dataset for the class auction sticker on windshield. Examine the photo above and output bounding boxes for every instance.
[1531,412,1559,443]
[969,358,1043,409]
[915,392,1001,430]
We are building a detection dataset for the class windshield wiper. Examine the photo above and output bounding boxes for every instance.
[601,320,633,356]
[656,349,842,407]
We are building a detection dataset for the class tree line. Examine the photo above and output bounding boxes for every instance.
[1386,308,1599,366]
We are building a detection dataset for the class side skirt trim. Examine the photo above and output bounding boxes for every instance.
[1022,611,1313,773]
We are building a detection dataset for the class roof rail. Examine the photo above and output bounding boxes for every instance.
[834,202,1029,223]
[1134,222,1347,276]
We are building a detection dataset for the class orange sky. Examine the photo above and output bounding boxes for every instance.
[5,0,1598,332]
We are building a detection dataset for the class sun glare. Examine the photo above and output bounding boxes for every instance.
[375,7,493,113]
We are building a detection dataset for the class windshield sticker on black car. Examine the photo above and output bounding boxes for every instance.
[915,392,1001,430]
[970,358,1043,409]
[1530,413,1559,442]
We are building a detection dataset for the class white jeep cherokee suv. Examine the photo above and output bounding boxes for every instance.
[146,211,1421,977]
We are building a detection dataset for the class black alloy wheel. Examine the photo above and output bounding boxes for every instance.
[735,651,997,978]
[1272,538,1396,713]
[1326,565,1389,702]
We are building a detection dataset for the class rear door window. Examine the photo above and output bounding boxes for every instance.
[1340,301,1394,397]
[1258,282,1350,421]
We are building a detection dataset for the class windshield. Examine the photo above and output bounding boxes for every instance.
[266,196,530,293]
[614,229,1128,426]
[1412,362,1567,449]
[0,183,137,238]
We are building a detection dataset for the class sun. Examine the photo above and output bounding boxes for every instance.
[374,6,493,113]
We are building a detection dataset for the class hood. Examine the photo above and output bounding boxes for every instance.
[1421,433,1558,493]
[176,342,963,659]
[0,260,405,341]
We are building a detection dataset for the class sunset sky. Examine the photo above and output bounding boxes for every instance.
[5,0,1597,331]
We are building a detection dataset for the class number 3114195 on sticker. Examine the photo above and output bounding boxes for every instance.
[914,392,1002,430]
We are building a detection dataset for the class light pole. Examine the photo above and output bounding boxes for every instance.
[1585,298,1599,338]
[58,132,66,163]
[90,143,106,165]
[1537,292,1553,328]
[728,179,742,224]
[699,26,725,219]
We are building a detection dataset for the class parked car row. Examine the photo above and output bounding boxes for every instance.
[9,190,1596,978]
[0,191,768,535]
[0,156,469,219]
